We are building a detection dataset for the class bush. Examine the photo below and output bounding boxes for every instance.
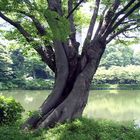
[0,82,18,90]
[0,96,24,125]
[93,66,140,85]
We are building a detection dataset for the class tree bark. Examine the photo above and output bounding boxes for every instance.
[22,40,105,130]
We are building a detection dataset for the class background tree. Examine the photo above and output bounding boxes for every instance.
[0,0,140,130]
[132,51,140,65]
[100,45,134,68]
[0,44,13,85]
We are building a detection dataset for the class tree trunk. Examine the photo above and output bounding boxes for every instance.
[22,40,105,130]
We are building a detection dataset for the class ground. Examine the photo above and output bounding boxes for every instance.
[0,118,140,140]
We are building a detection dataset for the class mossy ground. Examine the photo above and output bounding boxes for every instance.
[0,118,140,140]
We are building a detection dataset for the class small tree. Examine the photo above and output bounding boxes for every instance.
[0,0,140,129]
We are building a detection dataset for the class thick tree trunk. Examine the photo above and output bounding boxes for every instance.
[22,40,105,130]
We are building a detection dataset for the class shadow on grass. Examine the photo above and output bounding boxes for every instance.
[0,118,140,140]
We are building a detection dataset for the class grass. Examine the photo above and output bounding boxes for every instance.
[0,118,140,140]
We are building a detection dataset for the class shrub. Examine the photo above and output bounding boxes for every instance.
[0,96,24,125]
[93,66,140,85]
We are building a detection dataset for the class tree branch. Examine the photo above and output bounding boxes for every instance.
[111,1,140,33]
[35,46,56,72]
[47,0,63,16]
[0,11,56,72]
[85,0,100,41]
[122,32,137,38]
[68,0,77,46]
[98,0,120,38]
[18,11,46,36]
[106,24,131,43]
[108,0,136,27]
[0,11,32,42]
[67,0,84,18]
[93,6,107,40]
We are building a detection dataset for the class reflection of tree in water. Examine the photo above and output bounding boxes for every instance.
[84,90,140,121]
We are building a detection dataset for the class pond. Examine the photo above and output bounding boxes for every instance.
[1,90,140,122]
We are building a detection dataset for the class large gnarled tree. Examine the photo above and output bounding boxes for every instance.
[0,0,140,129]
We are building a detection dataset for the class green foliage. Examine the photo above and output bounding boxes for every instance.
[90,83,140,90]
[74,6,91,29]
[0,118,140,140]
[132,52,140,65]
[44,118,140,140]
[100,45,134,68]
[0,96,24,125]
[0,45,13,83]
[0,125,36,140]
[0,44,54,90]
[23,79,54,90]
[45,9,70,41]
[0,81,18,90]
[94,66,140,85]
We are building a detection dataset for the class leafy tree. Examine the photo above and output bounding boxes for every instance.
[23,49,54,79]
[132,52,140,65]
[10,49,25,82]
[100,45,134,68]
[0,0,140,130]
[0,44,13,84]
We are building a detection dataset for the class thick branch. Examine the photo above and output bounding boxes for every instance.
[19,11,46,35]
[0,11,32,42]
[35,46,56,72]
[85,0,100,41]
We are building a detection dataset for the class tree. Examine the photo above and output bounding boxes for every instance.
[0,0,140,130]
[10,49,25,80]
[132,52,140,65]
[0,44,13,84]
[100,45,134,68]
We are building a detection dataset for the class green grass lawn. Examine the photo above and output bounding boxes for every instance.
[0,118,140,140]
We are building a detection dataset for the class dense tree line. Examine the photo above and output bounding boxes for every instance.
[0,44,54,89]
[1,43,140,90]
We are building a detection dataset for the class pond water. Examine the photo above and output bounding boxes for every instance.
[1,90,140,122]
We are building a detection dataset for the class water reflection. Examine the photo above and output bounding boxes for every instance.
[1,90,140,122]
[84,90,140,122]
[25,95,33,103]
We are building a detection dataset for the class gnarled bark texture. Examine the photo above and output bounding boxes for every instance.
[22,39,106,130]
